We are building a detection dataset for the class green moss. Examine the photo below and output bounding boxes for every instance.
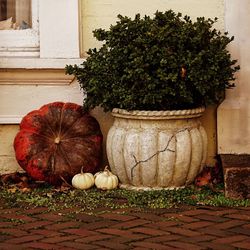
[0,184,249,212]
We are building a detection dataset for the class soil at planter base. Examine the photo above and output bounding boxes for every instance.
[107,108,208,189]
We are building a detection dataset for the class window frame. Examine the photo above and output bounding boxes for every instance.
[0,0,39,57]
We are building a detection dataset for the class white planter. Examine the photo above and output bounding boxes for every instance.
[106,108,208,189]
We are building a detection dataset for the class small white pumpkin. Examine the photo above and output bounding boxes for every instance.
[72,167,95,190]
[94,166,119,190]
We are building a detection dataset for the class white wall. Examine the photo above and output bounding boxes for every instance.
[218,0,250,154]
[81,0,225,54]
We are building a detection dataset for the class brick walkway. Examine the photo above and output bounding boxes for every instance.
[0,205,250,249]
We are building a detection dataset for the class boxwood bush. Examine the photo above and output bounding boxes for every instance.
[66,10,239,111]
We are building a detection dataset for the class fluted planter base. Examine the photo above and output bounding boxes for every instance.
[106,108,208,189]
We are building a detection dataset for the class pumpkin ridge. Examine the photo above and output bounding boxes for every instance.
[20,129,55,141]
[39,111,58,139]
[57,102,82,141]
[54,104,64,143]
[60,134,101,142]
[59,103,84,137]
[60,115,93,139]
[56,143,73,173]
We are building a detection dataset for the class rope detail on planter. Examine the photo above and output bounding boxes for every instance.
[112,107,205,120]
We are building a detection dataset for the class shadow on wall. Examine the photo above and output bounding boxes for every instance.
[90,107,114,169]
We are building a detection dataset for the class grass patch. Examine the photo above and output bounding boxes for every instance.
[0,184,249,212]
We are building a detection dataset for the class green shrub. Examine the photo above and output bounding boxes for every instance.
[66,10,239,111]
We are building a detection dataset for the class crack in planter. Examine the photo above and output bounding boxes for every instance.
[130,135,175,179]
[130,128,188,180]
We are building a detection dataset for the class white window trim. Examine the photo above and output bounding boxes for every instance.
[0,0,83,124]
[0,0,39,57]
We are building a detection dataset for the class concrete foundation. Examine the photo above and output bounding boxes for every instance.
[221,154,250,199]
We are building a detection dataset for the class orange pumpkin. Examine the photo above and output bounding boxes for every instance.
[14,102,102,185]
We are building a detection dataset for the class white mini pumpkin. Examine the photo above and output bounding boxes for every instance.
[72,167,95,190]
[94,166,119,190]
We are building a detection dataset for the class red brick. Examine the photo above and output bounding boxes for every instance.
[96,228,136,237]
[144,234,182,243]
[0,222,13,228]
[243,223,250,229]
[95,228,148,243]
[194,214,229,222]
[1,213,34,222]
[0,234,12,242]
[0,243,22,249]
[99,212,136,221]
[164,227,201,237]
[76,234,112,243]
[232,240,250,250]
[147,220,182,229]
[181,209,208,216]
[165,240,203,250]
[29,229,63,237]
[131,241,174,250]
[110,219,150,229]
[215,220,245,229]
[7,234,44,244]
[62,228,96,237]
[58,241,98,250]
[45,221,80,230]
[95,240,130,249]
[17,220,52,230]
[226,213,250,221]
[80,220,117,230]
[130,212,165,222]
[0,228,28,237]
[20,242,60,250]
[182,221,214,229]
[213,235,249,244]
[118,234,150,244]
[132,248,149,250]
[199,227,235,237]
[199,241,237,250]
[182,235,216,243]
[41,235,79,244]
[130,227,169,236]
[229,226,250,236]
[204,209,239,216]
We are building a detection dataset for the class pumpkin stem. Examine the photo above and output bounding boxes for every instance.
[80,166,84,174]
[54,137,60,144]
[104,166,110,175]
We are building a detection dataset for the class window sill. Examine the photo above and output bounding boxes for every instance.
[0,57,84,69]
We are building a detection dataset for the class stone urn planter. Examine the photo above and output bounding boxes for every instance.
[106,107,208,189]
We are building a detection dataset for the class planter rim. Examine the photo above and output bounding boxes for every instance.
[112,107,205,120]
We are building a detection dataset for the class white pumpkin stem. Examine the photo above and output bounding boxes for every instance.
[80,166,85,174]
[104,166,110,175]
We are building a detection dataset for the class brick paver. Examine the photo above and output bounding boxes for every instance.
[0,205,250,249]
